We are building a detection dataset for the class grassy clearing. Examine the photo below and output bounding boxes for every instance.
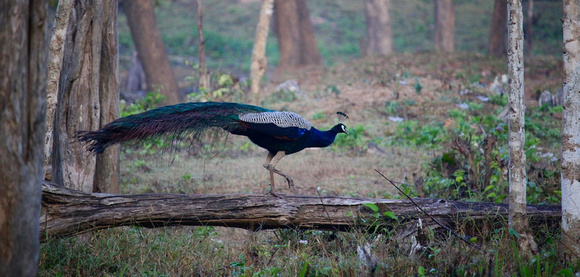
[42,0,574,272]
[40,52,578,275]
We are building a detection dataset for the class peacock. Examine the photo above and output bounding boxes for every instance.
[77,102,348,196]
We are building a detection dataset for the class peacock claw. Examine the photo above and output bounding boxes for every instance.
[284,176,295,191]
[267,188,284,198]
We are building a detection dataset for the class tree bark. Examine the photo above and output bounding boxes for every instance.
[95,0,121,194]
[434,0,455,53]
[561,0,580,258]
[274,0,321,77]
[40,181,561,242]
[275,0,300,71]
[45,0,74,170]
[507,0,535,256]
[249,0,274,103]
[0,0,48,275]
[296,0,321,64]
[123,0,180,105]
[489,0,508,57]
[362,0,393,57]
[51,0,120,194]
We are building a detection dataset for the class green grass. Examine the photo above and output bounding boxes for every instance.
[40,222,578,276]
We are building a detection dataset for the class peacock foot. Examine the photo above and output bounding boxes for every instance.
[267,188,284,198]
[281,175,295,191]
[263,164,295,191]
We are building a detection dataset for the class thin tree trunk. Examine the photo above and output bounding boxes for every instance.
[52,0,120,193]
[434,0,455,53]
[40,181,561,241]
[195,0,209,90]
[123,50,147,101]
[489,0,508,57]
[45,0,74,170]
[507,0,535,256]
[249,0,274,103]
[525,0,533,55]
[561,0,580,258]
[124,0,180,105]
[362,0,393,56]
[0,0,48,275]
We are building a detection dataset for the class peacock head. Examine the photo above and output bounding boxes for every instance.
[331,123,348,135]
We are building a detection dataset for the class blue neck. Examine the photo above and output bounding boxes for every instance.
[309,128,339,148]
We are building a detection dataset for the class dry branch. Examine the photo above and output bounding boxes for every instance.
[41,181,560,242]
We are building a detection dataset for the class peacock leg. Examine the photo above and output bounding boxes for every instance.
[263,151,295,193]
[263,152,279,196]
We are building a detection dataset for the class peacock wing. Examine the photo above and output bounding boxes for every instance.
[238,111,313,140]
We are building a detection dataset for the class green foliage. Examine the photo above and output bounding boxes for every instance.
[324,85,341,96]
[312,110,326,121]
[332,124,368,154]
[120,92,166,117]
[390,102,561,204]
[414,80,423,94]
[390,120,447,148]
[489,93,508,106]
[186,71,246,102]
[384,101,400,116]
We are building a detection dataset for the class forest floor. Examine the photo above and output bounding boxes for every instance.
[121,53,562,197]
[41,53,575,276]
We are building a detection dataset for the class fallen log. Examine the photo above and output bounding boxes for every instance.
[41,181,561,242]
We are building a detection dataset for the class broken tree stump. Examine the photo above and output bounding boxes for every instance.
[40,181,561,242]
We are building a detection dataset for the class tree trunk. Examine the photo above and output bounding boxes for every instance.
[45,0,74,171]
[524,0,533,55]
[275,0,300,70]
[507,0,535,256]
[249,0,274,103]
[52,0,120,194]
[123,0,180,105]
[274,0,321,77]
[40,181,561,242]
[434,0,455,53]
[95,0,121,194]
[362,0,393,56]
[195,0,209,90]
[489,0,508,57]
[296,0,321,65]
[0,0,48,275]
[122,50,147,102]
[561,0,580,258]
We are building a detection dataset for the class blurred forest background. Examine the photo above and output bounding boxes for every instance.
[112,0,562,95]
[116,0,562,66]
